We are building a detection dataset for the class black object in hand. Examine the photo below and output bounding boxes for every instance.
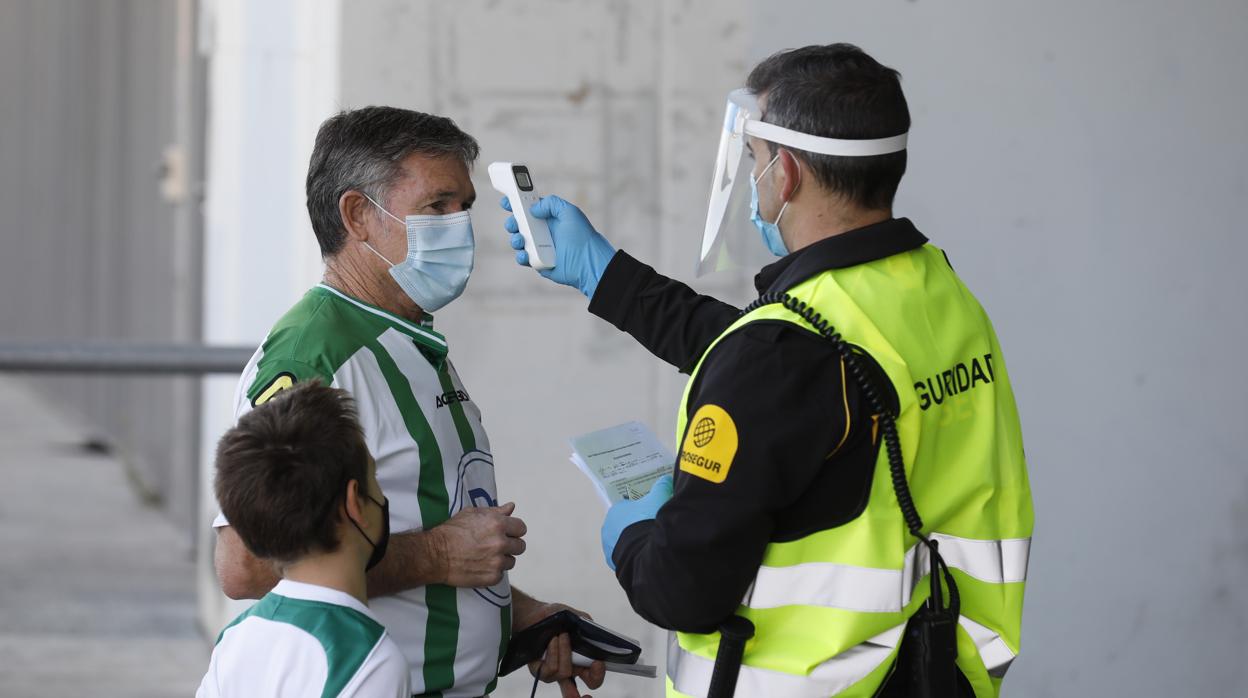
[499,610,642,676]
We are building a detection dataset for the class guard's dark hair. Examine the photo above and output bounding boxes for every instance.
[306,106,480,256]
[746,44,910,211]
[214,381,371,563]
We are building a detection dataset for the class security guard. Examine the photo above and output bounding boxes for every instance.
[501,44,1033,697]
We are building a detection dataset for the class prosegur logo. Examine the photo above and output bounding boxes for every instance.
[679,405,738,484]
[680,450,724,474]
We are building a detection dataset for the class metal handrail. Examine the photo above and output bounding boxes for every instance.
[0,342,254,374]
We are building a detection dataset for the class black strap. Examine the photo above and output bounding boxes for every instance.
[738,293,962,693]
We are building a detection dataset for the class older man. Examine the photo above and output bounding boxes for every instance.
[214,106,604,698]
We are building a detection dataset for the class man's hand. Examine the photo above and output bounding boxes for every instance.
[513,596,607,698]
[501,195,616,299]
[430,502,527,587]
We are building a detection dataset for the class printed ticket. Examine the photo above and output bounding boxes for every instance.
[569,421,674,507]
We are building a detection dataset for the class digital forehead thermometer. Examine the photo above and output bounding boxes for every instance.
[488,162,556,270]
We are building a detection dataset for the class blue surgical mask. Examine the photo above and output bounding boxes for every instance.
[749,153,790,257]
[362,194,475,313]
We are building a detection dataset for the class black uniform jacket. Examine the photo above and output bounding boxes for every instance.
[588,218,929,633]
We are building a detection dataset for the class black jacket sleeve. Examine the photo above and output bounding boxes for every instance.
[588,251,741,373]
[610,320,853,633]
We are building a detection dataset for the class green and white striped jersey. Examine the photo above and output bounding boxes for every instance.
[198,580,410,698]
[215,283,511,697]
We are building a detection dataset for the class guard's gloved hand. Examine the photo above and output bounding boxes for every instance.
[600,475,673,570]
[501,195,616,299]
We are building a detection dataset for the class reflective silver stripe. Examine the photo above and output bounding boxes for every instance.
[747,534,1031,612]
[667,625,904,698]
[958,616,1016,678]
[668,616,1018,696]
[749,562,910,612]
[929,533,1030,585]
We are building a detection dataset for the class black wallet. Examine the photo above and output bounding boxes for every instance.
[498,610,642,676]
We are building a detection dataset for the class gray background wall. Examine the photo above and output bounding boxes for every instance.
[0,0,204,533]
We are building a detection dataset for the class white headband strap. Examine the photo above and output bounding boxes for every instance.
[743,119,908,157]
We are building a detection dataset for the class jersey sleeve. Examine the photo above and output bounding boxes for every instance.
[611,321,851,632]
[194,649,221,698]
[339,635,411,698]
[243,358,334,409]
[213,356,334,529]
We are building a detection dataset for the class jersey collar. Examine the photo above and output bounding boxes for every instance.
[272,579,380,623]
[314,283,449,359]
[753,217,928,295]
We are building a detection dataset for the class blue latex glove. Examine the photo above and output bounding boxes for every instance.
[500,195,616,299]
[601,475,674,571]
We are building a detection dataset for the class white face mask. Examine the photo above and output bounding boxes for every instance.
[362,194,475,313]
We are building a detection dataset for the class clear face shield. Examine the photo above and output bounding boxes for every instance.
[696,88,910,276]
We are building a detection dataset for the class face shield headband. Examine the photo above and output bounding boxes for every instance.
[697,88,909,276]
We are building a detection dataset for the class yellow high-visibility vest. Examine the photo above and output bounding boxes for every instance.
[668,243,1033,698]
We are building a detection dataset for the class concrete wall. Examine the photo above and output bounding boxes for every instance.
[750,1,1248,695]
[0,0,204,533]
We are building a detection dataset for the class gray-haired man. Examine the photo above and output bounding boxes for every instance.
[213,106,605,698]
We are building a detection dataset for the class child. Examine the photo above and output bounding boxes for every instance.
[197,382,409,697]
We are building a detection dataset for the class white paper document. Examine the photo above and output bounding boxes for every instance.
[572,653,658,678]
[569,421,674,507]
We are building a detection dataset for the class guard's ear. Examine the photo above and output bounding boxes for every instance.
[776,148,803,203]
[340,190,378,244]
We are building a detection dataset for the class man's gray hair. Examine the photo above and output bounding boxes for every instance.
[305,106,480,256]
